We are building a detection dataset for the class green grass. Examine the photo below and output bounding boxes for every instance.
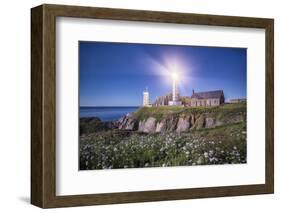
[133,103,246,122]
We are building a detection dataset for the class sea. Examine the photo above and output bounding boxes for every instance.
[80,106,139,121]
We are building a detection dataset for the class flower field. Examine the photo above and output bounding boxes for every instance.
[80,122,246,170]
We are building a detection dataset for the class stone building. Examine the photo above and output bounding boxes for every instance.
[153,93,172,106]
[191,90,224,107]
[229,98,246,103]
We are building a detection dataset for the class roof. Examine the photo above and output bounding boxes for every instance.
[191,90,224,99]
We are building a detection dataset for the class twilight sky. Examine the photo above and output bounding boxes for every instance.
[79,41,246,106]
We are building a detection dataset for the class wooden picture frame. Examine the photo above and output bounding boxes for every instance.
[31,4,274,208]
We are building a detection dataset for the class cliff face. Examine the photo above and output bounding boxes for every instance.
[117,103,246,133]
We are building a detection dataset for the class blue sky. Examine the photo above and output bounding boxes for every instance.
[79,41,246,106]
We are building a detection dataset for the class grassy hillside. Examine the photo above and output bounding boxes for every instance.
[133,103,246,122]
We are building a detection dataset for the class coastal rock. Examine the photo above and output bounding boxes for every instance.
[205,117,215,128]
[138,117,156,133]
[118,113,138,130]
[176,116,190,133]
[117,113,131,124]
[156,119,166,133]
[197,115,205,129]
[138,121,145,132]
[191,114,205,130]
[115,105,246,133]
[165,117,178,131]
[124,118,138,130]
[190,114,196,126]
[104,121,119,129]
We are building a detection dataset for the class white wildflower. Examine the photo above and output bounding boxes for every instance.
[209,150,214,157]
[204,152,209,158]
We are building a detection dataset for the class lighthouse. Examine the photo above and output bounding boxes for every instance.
[168,72,182,106]
[143,88,150,106]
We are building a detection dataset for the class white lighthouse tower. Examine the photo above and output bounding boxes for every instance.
[168,73,182,106]
[143,87,150,107]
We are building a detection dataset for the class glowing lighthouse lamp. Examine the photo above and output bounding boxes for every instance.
[168,72,182,106]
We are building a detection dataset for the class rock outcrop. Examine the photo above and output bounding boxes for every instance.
[176,116,191,133]
[117,110,246,133]
[117,113,138,130]
[155,119,166,132]
[82,105,247,134]
[138,117,156,133]
[205,117,215,128]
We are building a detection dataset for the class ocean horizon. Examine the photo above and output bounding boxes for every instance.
[80,106,139,121]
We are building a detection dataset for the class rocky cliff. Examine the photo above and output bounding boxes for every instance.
[117,103,246,133]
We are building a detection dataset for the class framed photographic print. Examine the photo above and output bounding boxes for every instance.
[31,4,274,208]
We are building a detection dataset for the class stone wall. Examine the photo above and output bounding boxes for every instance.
[191,98,220,107]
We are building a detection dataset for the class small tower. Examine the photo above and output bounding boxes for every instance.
[143,87,149,106]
